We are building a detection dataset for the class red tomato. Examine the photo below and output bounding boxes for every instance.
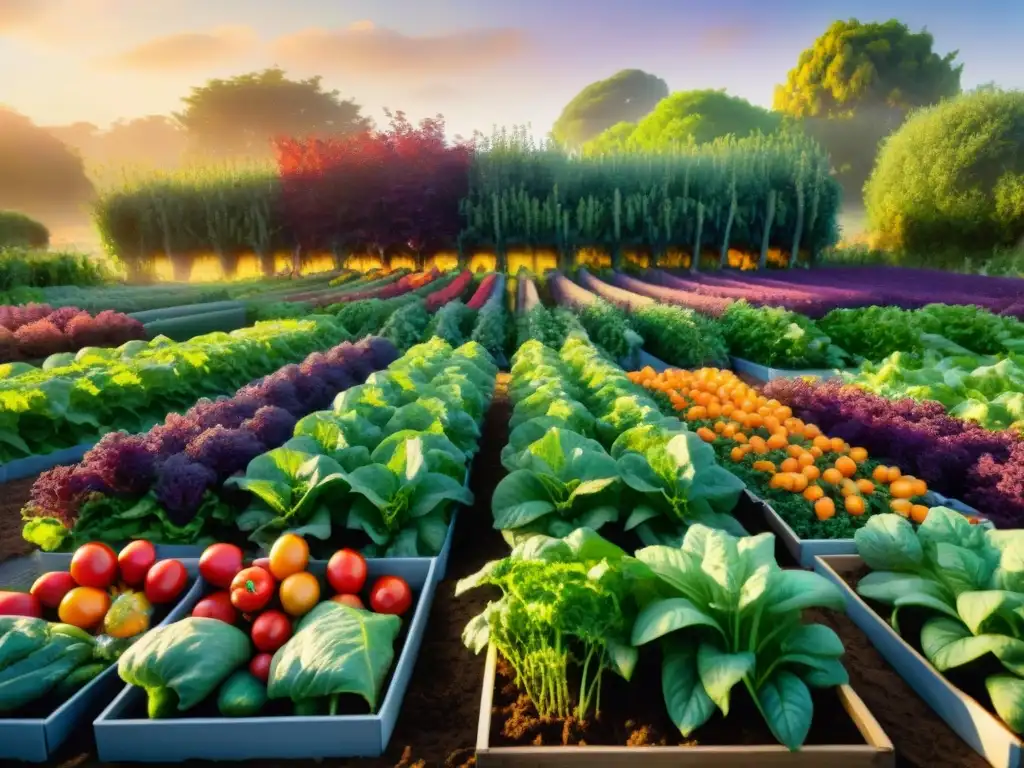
[118,540,156,587]
[70,542,118,589]
[145,560,188,604]
[249,653,272,682]
[369,576,413,616]
[0,591,42,617]
[251,610,291,653]
[199,544,244,589]
[191,591,237,624]
[326,549,367,595]
[29,571,77,609]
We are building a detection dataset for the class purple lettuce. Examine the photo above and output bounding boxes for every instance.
[153,453,217,523]
[185,426,266,480]
[242,406,297,446]
[81,433,157,495]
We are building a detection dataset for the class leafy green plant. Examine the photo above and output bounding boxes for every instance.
[380,300,431,351]
[425,299,477,346]
[630,305,729,368]
[226,448,350,546]
[719,301,851,369]
[632,524,848,749]
[611,423,746,545]
[456,528,641,720]
[345,434,473,556]
[470,274,511,366]
[576,299,644,365]
[855,509,1024,733]
[492,427,620,543]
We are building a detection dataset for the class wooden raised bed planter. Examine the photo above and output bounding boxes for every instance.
[474,644,895,768]
[815,555,1024,768]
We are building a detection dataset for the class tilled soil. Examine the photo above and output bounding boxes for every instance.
[0,381,993,767]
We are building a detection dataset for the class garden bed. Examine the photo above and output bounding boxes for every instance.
[93,557,439,761]
[474,644,894,767]
[0,554,200,762]
[815,555,1023,768]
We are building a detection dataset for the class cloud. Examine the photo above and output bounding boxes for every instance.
[696,24,755,53]
[96,25,256,70]
[270,20,529,77]
[1,0,123,44]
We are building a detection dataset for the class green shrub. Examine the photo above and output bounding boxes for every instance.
[865,89,1024,253]
[0,211,49,248]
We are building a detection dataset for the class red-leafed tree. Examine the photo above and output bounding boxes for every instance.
[274,110,472,269]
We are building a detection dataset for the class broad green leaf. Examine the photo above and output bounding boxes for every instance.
[766,570,847,614]
[757,670,813,751]
[661,639,716,737]
[986,675,1024,734]
[632,598,724,645]
[697,643,754,716]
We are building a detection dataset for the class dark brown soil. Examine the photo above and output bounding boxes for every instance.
[0,377,995,766]
[490,621,862,748]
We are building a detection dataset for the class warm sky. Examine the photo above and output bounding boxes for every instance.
[1,0,1022,140]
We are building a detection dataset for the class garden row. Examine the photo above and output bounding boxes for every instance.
[92,121,839,277]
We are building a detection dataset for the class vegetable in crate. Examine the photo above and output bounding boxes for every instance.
[854,509,1024,733]
[630,524,848,750]
[0,617,98,713]
[117,616,251,718]
[268,600,401,715]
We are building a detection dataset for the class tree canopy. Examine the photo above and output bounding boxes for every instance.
[550,69,669,148]
[0,107,94,214]
[865,88,1024,254]
[47,116,187,176]
[582,90,781,154]
[774,19,962,118]
[174,68,370,158]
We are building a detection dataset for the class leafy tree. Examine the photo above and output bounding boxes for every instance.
[865,89,1024,254]
[48,116,187,174]
[774,19,962,206]
[0,108,94,213]
[551,69,668,148]
[582,90,781,154]
[175,68,370,158]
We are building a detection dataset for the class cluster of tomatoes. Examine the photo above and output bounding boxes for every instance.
[0,541,189,635]
[190,534,413,683]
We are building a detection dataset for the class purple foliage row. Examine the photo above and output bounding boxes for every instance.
[548,271,598,310]
[26,335,399,528]
[762,378,1024,528]
[599,270,732,316]
[0,303,146,362]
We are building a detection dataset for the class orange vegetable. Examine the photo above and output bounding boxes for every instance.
[752,460,777,473]
[786,444,804,459]
[856,479,876,495]
[845,495,866,516]
[714,421,726,434]
[696,427,717,443]
[59,586,110,630]
[911,505,930,524]
[733,432,748,444]
[890,499,912,517]
[803,484,825,502]
[872,465,889,483]
[830,437,846,453]
[780,457,800,473]
[849,447,868,463]
[763,416,782,432]
[810,446,824,458]
[840,479,859,497]
[911,478,928,496]
[886,466,902,483]
[835,456,857,478]
[821,468,843,485]
[797,452,816,468]
[687,406,707,421]
[803,424,821,439]
[730,447,746,462]
[766,433,788,450]
[790,473,809,493]
[813,435,832,451]
[802,465,821,481]
[814,497,836,521]
[890,479,915,499]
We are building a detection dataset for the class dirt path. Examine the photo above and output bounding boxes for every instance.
[0,377,991,767]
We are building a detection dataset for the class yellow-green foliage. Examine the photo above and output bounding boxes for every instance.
[550,69,669,149]
[865,89,1024,254]
[582,90,782,155]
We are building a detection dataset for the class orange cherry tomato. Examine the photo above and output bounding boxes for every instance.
[279,572,320,617]
[268,534,309,581]
[59,586,111,630]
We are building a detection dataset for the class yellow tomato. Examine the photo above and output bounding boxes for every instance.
[269,533,309,581]
[279,572,320,617]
